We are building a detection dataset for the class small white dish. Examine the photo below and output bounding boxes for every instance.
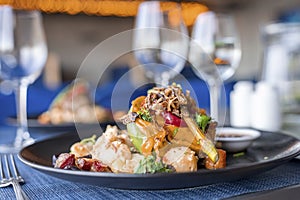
[216,127,261,153]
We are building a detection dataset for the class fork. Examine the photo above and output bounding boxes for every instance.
[0,154,29,200]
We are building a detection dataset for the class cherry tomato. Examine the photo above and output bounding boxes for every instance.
[75,158,92,171]
[55,153,75,169]
[91,160,109,172]
[162,111,187,127]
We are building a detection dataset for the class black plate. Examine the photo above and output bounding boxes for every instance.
[18,130,300,190]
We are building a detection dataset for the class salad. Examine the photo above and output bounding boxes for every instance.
[54,84,226,173]
[38,80,111,125]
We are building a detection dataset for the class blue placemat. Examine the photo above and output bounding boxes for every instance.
[0,157,299,200]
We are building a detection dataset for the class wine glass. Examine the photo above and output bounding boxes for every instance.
[133,1,189,87]
[189,11,241,123]
[261,22,300,126]
[0,6,48,153]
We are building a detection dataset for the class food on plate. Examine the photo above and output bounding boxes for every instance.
[54,84,226,174]
[38,80,111,124]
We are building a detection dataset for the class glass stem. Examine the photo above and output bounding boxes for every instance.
[208,80,222,123]
[154,77,167,87]
[161,78,169,88]
[154,73,169,87]
[14,81,29,147]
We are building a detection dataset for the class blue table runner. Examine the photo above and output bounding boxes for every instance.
[0,126,299,200]
[0,156,299,200]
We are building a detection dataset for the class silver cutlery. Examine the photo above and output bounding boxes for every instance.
[0,154,29,200]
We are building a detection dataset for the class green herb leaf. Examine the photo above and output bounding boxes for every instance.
[137,108,152,122]
[135,155,173,174]
[195,113,211,132]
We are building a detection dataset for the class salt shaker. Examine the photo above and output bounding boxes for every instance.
[251,82,282,132]
[230,81,254,127]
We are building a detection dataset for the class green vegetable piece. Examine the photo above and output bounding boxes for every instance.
[80,134,97,145]
[137,108,152,122]
[127,122,146,153]
[135,155,172,174]
[196,113,211,132]
[233,152,245,158]
[173,128,179,136]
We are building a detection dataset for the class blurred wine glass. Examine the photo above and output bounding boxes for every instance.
[133,1,188,87]
[189,11,241,123]
[0,6,48,152]
[262,22,300,126]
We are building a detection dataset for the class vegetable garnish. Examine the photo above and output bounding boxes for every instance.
[182,113,219,163]
[173,128,179,136]
[80,135,97,145]
[135,155,173,174]
[233,152,245,158]
[126,122,146,153]
[137,108,152,122]
[196,113,211,132]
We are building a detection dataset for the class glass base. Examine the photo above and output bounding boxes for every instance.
[0,138,34,154]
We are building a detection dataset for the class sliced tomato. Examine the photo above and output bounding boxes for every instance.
[162,111,187,127]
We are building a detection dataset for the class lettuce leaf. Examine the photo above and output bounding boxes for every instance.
[135,155,172,174]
